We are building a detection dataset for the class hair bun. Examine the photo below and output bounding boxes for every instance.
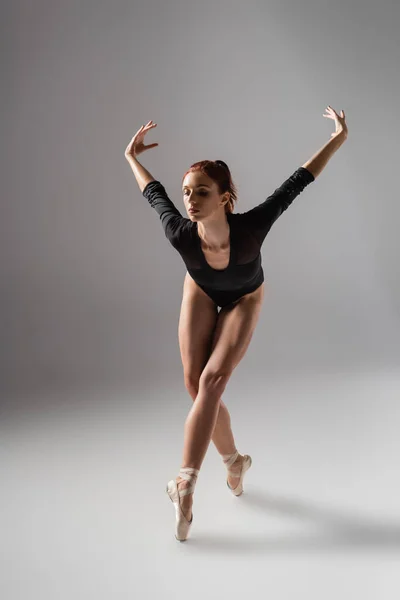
[215,159,228,170]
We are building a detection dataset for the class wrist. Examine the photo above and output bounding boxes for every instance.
[335,129,348,141]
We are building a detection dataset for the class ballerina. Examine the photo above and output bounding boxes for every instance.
[125,106,348,541]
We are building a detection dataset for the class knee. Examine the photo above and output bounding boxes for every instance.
[184,374,200,401]
[184,370,230,400]
[199,370,230,396]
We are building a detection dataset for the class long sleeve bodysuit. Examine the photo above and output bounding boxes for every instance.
[142,166,315,308]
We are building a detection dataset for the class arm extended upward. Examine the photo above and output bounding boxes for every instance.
[128,126,346,192]
[126,155,156,193]
[302,131,347,179]
[128,125,346,191]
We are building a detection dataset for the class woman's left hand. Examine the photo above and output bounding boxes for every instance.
[323,105,348,138]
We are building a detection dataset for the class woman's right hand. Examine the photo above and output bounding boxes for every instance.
[124,121,158,160]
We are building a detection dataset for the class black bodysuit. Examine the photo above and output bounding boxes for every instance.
[143,166,315,308]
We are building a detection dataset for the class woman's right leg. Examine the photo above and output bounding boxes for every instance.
[175,273,242,521]
[178,273,238,457]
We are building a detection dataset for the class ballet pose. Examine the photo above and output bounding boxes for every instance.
[125,106,348,541]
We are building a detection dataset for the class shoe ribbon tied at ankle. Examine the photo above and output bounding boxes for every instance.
[178,467,199,496]
[222,450,240,475]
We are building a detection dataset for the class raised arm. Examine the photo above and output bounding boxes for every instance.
[238,106,348,245]
[303,106,348,178]
[124,121,159,192]
[142,179,184,242]
[124,121,184,242]
[126,155,156,192]
[302,130,347,178]
[239,167,315,245]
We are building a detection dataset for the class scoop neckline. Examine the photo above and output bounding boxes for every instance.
[195,215,234,273]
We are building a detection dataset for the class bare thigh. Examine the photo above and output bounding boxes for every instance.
[202,283,265,383]
[179,272,265,394]
[178,272,219,393]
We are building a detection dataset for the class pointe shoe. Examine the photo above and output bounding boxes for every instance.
[166,467,199,542]
[222,450,252,496]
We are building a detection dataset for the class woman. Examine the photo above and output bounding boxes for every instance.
[125,106,348,541]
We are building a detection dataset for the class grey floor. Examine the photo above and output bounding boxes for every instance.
[1,369,400,599]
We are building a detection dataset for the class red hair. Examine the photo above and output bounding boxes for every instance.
[181,160,238,214]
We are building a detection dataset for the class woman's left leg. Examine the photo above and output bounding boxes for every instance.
[177,283,265,519]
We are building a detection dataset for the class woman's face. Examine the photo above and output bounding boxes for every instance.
[182,171,229,220]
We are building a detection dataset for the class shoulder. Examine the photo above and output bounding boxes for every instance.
[228,210,248,226]
[168,217,194,248]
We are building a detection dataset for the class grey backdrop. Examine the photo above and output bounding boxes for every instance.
[2,1,400,598]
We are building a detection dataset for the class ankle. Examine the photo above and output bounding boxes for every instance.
[233,453,243,463]
[222,450,240,465]
[176,476,191,486]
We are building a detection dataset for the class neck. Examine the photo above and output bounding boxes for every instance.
[197,213,230,251]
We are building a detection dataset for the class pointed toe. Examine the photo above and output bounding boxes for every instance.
[166,467,199,541]
[224,452,252,496]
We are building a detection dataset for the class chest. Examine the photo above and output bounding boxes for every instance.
[200,242,230,271]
